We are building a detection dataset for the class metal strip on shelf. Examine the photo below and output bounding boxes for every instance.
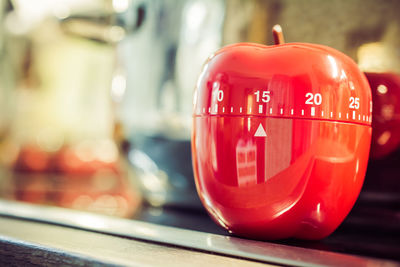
[0,200,397,267]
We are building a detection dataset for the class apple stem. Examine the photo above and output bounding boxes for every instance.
[272,24,285,45]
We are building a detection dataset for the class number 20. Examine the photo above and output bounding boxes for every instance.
[305,93,322,105]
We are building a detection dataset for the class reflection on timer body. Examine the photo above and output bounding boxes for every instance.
[192,31,372,240]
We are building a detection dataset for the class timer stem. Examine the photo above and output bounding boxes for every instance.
[272,24,285,45]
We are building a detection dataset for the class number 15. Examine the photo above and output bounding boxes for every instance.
[254,90,271,103]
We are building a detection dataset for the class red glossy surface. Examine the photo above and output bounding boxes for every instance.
[192,43,372,240]
[366,72,400,159]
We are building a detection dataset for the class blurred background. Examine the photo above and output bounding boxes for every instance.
[0,0,399,260]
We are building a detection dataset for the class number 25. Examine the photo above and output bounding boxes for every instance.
[349,97,359,109]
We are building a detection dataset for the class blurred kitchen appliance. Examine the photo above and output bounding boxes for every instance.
[113,0,225,207]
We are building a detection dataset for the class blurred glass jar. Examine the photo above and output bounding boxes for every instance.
[0,0,142,217]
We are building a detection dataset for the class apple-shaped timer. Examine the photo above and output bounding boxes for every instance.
[191,25,372,240]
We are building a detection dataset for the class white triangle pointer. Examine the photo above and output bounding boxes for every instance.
[254,123,267,137]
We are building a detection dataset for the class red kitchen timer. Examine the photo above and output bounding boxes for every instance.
[191,25,372,240]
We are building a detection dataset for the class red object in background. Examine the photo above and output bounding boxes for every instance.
[13,144,51,173]
[365,72,400,159]
[10,143,141,218]
[192,28,372,240]
[53,146,119,175]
